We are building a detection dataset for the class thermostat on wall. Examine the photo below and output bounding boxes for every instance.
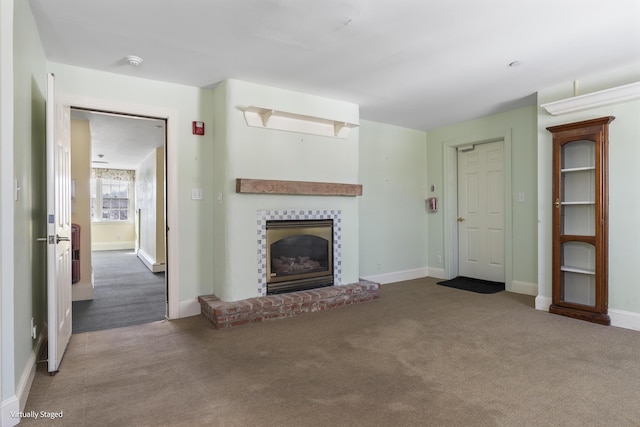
[192,121,205,135]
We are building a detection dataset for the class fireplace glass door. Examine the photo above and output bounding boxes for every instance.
[266,220,333,294]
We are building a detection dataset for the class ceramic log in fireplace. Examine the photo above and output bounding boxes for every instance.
[266,219,333,294]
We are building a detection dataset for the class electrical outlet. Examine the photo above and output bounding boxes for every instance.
[436,255,442,264]
[31,317,37,339]
[377,263,382,270]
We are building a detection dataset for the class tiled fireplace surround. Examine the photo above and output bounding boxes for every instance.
[199,209,380,329]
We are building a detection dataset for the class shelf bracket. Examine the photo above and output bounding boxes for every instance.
[334,122,348,138]
[258,109,274,127]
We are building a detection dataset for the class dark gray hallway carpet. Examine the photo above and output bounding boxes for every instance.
[72,250,166,333]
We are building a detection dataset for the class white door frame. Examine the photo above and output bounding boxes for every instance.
[442,130,513,289]
[64,94,180,319]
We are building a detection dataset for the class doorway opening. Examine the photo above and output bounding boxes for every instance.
[69,108,168,333]
[442,132,513,290]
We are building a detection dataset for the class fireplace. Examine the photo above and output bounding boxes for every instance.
[266,219,333,294]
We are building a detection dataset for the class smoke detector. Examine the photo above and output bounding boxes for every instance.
[125,55,143,66]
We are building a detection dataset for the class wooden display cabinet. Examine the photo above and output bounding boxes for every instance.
[547,116,614,325]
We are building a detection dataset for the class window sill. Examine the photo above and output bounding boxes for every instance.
[91,221,134,225]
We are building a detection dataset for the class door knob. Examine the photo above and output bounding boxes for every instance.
[457,217,465,222]
[56,235,70,243]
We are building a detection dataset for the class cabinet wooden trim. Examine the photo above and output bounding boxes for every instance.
[547,116,614,325]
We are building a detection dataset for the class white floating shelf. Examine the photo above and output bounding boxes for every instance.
[541,81,640,115]
[243,106,359,139]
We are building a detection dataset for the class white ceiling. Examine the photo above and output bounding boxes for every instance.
[30,0,640,139]
[70,109,165,170]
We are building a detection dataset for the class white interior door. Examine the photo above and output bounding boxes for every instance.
[46,73,72,373]
[457,140,505,282]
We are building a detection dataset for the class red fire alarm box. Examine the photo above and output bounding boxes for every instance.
[192,121,205,135]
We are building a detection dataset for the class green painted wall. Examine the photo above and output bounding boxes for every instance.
[425,105,538,291]
[0,0,13,402]
[70,120,93,301]
[214,79,360,301]
[358,119,428,278]
[211,82,229,301]
[47,63,216,307]
[12,0,47,398]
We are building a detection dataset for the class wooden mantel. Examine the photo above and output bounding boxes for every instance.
[236,178,363,197]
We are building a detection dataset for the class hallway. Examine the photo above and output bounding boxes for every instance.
[72,250,166,333]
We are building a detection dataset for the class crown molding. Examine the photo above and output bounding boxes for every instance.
[541,81,640,115]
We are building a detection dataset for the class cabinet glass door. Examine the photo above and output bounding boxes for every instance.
[560,241,596,306]
[560,140,595,236]
[559,139,596,306]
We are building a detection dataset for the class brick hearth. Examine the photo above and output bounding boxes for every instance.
[198,280,379,329]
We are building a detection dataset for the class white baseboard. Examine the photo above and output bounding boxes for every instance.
[72,281,94,301]
[509,280,537,296]
[361,267,429,285]
[609,308,640,332]
[137,250,166,273]
[18,332,43,410]
[427,267,446,280]
[1,395,20,427]
[1,332,44,426]
[92,241,135,251]
[533,298,640,332]
[535,295,552,311]
[179,298,201,319]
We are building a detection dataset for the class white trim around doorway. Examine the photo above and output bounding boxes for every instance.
[442,129,513,290]
[63,94,180,319]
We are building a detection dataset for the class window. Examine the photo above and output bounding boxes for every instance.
[90,169,135,222]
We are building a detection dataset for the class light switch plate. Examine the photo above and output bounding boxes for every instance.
[191,188,203,200]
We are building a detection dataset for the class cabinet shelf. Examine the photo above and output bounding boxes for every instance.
[561,201,594,205]
[243,106,359,139]
[561,166,595,173]
[561,266,595,275]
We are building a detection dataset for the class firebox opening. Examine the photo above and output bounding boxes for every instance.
[266,220,333,294]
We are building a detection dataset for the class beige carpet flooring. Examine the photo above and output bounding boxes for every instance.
[20,277,640,426]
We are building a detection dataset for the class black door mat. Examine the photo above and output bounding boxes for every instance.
[437,276,505,294]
